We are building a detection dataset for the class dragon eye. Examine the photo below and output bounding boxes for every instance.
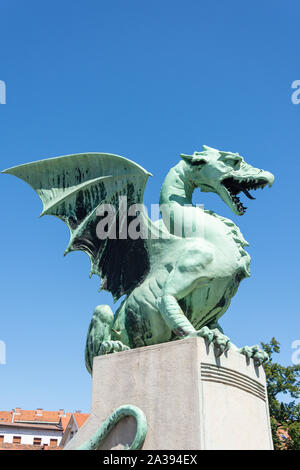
[225,157,241,169]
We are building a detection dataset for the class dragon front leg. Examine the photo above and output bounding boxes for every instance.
[157,247,230,357]
[158,295,230,356]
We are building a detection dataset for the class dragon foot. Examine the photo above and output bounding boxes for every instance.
[237,345,268,367]
[188,326,231,357]
[99,340,130,355]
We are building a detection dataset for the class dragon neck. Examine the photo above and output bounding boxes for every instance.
[159,162,249,250]
[159,161,195,207]
[159,162,196,235]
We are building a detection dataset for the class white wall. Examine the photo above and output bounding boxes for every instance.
[0,425,62,445]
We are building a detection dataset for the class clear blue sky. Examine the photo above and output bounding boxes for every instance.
[0,0,299,413]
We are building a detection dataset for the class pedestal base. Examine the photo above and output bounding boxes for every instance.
[65,337,273,450]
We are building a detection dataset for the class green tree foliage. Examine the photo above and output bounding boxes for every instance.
[286,421,300,450]
[261,338,300,450]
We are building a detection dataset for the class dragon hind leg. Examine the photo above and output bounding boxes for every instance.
[85,305,130,374]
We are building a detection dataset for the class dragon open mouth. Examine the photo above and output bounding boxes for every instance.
[221,177,269,215]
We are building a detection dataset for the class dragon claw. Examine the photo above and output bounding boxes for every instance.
[211,329,231,356]
[238,344,268,366]
[189,327,231,357]
[99,340,130,356]
[194,326,214,344]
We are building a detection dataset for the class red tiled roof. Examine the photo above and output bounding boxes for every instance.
[0,411,12,423]
[0,408,72,431]
[60,414,73,432]
[73,412,89,429]
[0,408,89,433]
[14,409,71,424]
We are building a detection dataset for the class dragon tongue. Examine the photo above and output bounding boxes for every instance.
[242,188,256,200]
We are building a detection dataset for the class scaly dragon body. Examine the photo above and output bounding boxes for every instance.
[112,211,250,350]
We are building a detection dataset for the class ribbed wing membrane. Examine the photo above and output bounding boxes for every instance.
[3,153,152,300]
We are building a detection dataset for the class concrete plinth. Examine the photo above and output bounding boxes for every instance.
[65,337,273,450]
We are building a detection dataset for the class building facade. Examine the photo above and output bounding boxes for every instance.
[0,408,89,449]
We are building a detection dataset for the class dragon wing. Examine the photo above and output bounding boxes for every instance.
[3,153,152,301]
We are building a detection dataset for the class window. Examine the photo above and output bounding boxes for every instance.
[33,437,42,445]
[13,436,21,444]
[0,435,4,443]
[50,439,58,447]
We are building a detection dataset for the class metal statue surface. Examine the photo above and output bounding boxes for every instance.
[3,145,274,373]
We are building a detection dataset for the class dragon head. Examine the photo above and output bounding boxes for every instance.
[180,145,274,216]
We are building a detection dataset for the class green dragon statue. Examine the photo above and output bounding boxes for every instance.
[3,145,274,374]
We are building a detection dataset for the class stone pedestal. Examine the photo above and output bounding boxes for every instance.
[65,337,273,450]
